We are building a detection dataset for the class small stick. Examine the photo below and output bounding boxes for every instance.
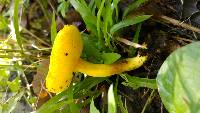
[159,15,200,33]
[117,37,147,49]
[22,28,51,46]
[172,36,194,43]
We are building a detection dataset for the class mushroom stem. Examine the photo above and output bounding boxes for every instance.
[75,55,147,77]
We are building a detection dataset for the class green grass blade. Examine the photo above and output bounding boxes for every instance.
[121,74,157,89]
[2,89,25,113]
[101,52,121,64]
[69,0,97,35]
[89,0,95,9]
[97,0,105,43]
[112,0,120,21]
[94,0,101,9]
[68,84,80,113]
[110,15,151,34]
[73,77,107,95]
[37,90,70,113]
[108,84,116,113]
[57,1,69,17]
[133,23,142,43]
[117,95,128,113]
[123,0,146,18]
[129,23,142,56]
[90,99,100,113]
[102,0,112,46]
[105,0,113,26]
[37,100,71,113]
[50,12,57,45]
[13,0,23,52]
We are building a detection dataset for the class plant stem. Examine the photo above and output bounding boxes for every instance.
[141,89,156,113]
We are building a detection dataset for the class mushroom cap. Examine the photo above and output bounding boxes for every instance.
[46,25,83,93]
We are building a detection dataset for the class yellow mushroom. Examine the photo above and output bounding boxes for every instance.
[46,25,83,93]
[45,25,147,93]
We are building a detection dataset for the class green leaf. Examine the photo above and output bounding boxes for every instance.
[0,15,9,30]
[94,0,101,9]
[57,1,69,17]
[0,69,9,91]
[108,84,116,113]
[37,89,71,113]
[82,34,102,63]
[117,95,128,113]
[101,52,121,64]
[112,0,120,21]
[102,0,113,46]
[37,77,107,113]
[121,74,157,89]
[7,76,20,92]
[123,0,146,18]
[129,23,142,56]
[157,42,200,113]
[68,85,80,113]
[97,0,105,42]
[73,77,107,97]
[40,0,48,8]
[90,99,100,113]
[2,89,24,113]
[110,15,151,34]
[69,0,97,35]
[13,0,23,52]
[51,12,57,45]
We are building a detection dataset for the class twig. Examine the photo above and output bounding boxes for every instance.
[36,0,50,23]
[159,15,200,33]
[172,36,194,43]
[117,37,147,49]
[141,89,156,113]
[22,28,51,46]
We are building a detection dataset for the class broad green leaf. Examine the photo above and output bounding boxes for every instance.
[2,89,24,113]
[157,42,200,113]
[108,84,116,113]
[101,52,121,64]
[110,15,151,34]
[90,99,100,113]
[121,74,157,89]
[82,34,102,63]
[50,12,57,45]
